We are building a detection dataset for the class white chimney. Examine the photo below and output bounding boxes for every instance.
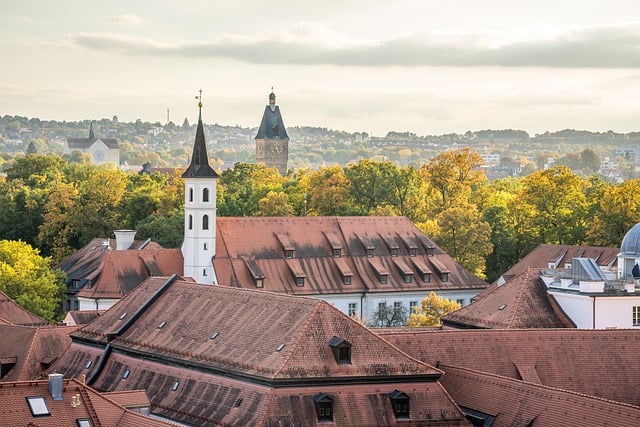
[114,230,137,251]
[48,373,63,400]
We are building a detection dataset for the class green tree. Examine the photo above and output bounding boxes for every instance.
[304,165,356,216]
[0,240,65,322]
[218,163,285,216]
[256,191,295,216]
[407,291,461,327]
[586,179,640,246]
[344,159,397,214]
[135,208,185,248]
[421,147,485,211]
[419,203,493,278]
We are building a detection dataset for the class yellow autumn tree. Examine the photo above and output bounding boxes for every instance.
[407,291,462,327]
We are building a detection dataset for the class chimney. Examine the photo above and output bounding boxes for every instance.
[48,373,63,401]
[114,230,137,251]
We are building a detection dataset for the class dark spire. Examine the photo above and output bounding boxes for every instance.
[88,122,95,139]
[255,89,289,140]
[182,90,219,179]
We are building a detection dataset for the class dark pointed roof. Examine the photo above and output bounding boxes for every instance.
[88,122,95,139]
[254,92,289,140]
[182,108,219,179]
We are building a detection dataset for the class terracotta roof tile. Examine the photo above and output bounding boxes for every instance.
[380,328,640,406]
[0,290,50,327]
[442,268,575,329]
[0,325,74,382]
[439,364,640,427]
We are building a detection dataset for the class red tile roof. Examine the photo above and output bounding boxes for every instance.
[214,216,487,295]
[52,276,470,425]
[0,290,50,327]
[439,364,640,427]
[441,268,575,329]
[0,378,174,427]
[0,324,74,382]
[380,328,640,407]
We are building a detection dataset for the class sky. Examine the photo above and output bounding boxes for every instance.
[3,0,640,136]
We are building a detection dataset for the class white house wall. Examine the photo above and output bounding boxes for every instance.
[551,291,640,329]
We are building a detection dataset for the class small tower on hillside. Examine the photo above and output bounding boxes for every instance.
[182,90,220,285]
[255,89,289,175]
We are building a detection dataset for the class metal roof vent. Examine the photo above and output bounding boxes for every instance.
[48,373,64,401]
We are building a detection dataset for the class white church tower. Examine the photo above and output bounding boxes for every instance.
[181,91,219,284]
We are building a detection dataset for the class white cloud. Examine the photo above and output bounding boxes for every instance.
[104,14,144,27]
[65,22,640,68]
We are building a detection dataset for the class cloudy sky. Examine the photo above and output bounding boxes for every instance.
[3,0,640,135]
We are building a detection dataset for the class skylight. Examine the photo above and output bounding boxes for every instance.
[85,360,92,369]
[499,304,507,310]
[276,344,285,352]
[118,312,127,320]
[172,381,179,391]
[123,369,130,379]
[158,321,167,329]
[26,396,50,417]
[210,332,219,340]
[77,419,93,427]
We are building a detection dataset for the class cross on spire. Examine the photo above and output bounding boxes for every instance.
[195,89,203,120]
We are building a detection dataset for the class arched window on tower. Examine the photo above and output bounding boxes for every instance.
[189,188,194,203]
[188,215,193,230]
[203,188,209,202]
[203,215,209,230]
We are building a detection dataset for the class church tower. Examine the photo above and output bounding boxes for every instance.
[181,92,220,285]
[255,89,289,175]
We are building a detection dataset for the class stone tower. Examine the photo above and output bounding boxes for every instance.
[255,90,289,175]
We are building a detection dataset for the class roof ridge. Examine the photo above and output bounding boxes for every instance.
[17,328,38,379]
[507,268,533,327]
[272,300,325,378]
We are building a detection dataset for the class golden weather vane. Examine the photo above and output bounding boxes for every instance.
[195,89,203,108]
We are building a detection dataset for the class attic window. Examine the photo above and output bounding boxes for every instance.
[343,276,352,285]
[390,248,398,257]
[388,390,410,419]
[276,344,285,352]
[158,321,167,329]
[285,250,294,259]
[172,381,179,391]
[379,274,388,284]
[404,274,412,283]
[426,247,435,256]
[313,393,334,422]
[118,312,127,320]
[333,249,341,258]
[328,336,352,365]
[123,369,130,379]
[499,304,507,310]
[85,360,93,369]
[77,419,93,427]
[296,277,305,287]
[72,279,81,289]
[234,398,243,407]
[255,278,264,288]
[26,396,50,417]
[210,332,219,340]
[409,248,417,257]
[367,248,375,258]
[441,272,449,282]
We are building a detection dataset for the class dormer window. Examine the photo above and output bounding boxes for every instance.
[367,248,375,258]
[403,274,412,283]
[255,278,264,288]
[328,336,352,364]
[343,275,352,285]
[379,274,388,284]
[296,277,305,286]
[388,390,410,419]
[409,248,417,257]
[313,393,334,422]
[441,272,449,282]
[333,249,341,258]
[390,248,398,257]
[285,250,294,259]
[426,247,435,256]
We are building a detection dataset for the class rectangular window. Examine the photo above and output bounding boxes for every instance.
[404,274,412,283]
[379,302,387,312]
[394,301,402,310]
[379,274,388,284]
[456,298,465,306]
[343,275,352,285]
[367,249,375,258]
[409,248,417,257]
[390,248,398,257]
[409,301,418,312]
[423,273,431,283]
[333,249,341,258]
[348,303,357,316]
[441,272,449,282]
[296,277,305,286]
[633,306,640,326]
[285,250,294,259]
[255,278,264,288]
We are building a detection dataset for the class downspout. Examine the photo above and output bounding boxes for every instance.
[592,296,596,329]
[360,292,366,321]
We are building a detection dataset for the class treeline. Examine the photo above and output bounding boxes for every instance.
[2,150,639,283]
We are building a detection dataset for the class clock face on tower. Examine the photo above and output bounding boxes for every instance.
[271,141,282,156]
